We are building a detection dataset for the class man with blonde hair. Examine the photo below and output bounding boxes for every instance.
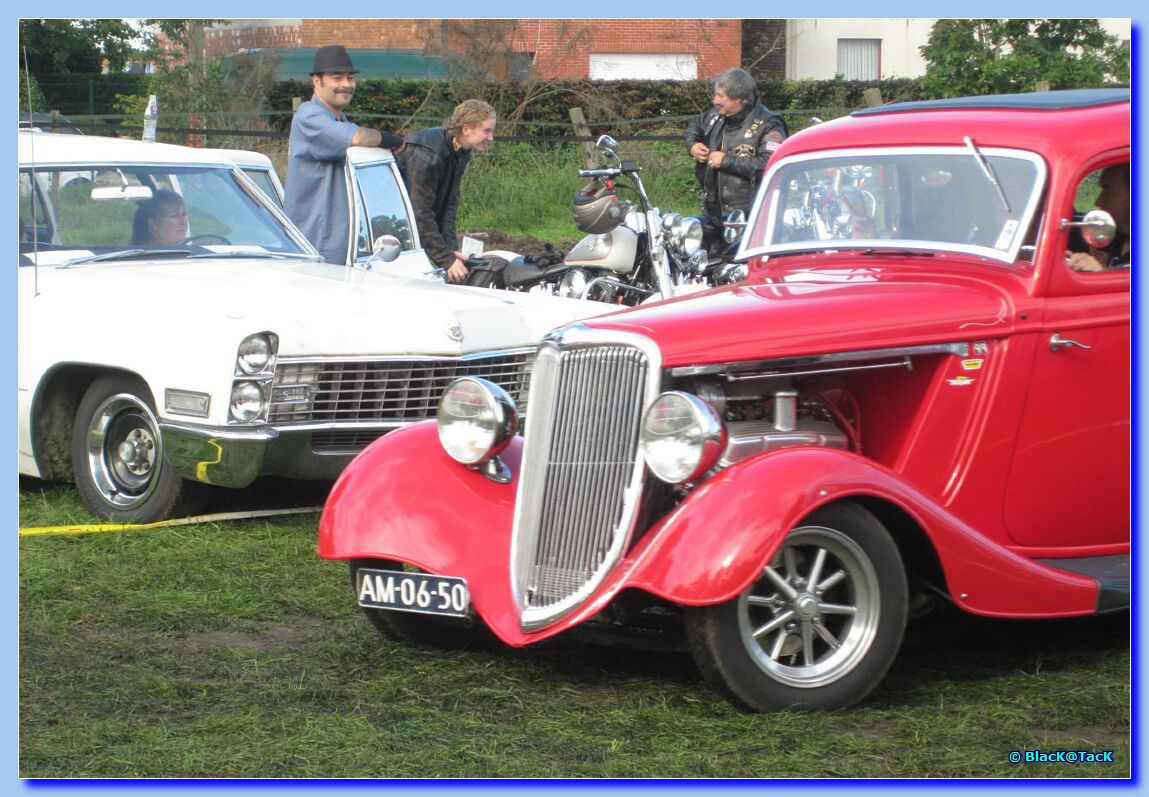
[398,99,497,282]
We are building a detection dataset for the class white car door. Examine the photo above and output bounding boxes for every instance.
[345,146,440,278]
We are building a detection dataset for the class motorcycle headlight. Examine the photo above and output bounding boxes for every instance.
[640,391,726,484]
[229,381,266,423]
[677,216,703,257]
[236,332,278,376]
[558,268,589,300]
[437,377,517,466]
[663,214,703,258]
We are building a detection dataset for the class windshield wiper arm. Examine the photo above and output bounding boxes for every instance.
[187,250,318,260]
[60,249,190,268]
[963,136,1011,214]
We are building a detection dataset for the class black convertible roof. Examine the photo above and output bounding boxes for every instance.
[853,88,1130,116]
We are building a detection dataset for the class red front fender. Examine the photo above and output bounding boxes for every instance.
[318,421,526,637]
[623,447,1099,617]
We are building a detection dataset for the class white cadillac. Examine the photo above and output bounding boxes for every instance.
[18,131,602,523]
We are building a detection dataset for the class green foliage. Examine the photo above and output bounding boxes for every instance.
[117,50,282,144]
[920,19,1130,98]
[458,140,701,243]
[18,70,47,113]
[18,19,142,75]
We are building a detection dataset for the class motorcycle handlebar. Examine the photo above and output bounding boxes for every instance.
[578,167,623,178]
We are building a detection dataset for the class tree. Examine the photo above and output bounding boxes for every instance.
[920,19,1129,98]
[18,19,143,75]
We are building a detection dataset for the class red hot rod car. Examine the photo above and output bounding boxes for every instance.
[318,89,1130,711]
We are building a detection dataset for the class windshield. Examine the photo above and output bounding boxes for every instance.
[742,147,1046,264]
[19,163,311,265]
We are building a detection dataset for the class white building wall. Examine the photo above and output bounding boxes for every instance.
[786,18,1131,81]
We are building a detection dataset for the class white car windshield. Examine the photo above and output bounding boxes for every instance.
[19,163,310,263]
[742,146,1046,264]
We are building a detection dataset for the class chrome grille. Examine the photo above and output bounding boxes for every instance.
[268,351,533,425]
[512,329,659,631]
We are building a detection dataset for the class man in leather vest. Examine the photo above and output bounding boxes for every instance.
[397,100,497,283]
[685,68,788,254]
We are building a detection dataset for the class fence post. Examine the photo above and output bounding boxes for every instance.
[862,88,884,107]
[569,107,596,168]
[1035,80,1051,92]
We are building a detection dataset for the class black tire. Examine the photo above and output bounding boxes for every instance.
[349,559,499,651]
[685,502,907,712]
[71,375,210,523]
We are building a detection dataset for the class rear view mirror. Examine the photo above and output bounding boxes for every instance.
[91,185,153,201]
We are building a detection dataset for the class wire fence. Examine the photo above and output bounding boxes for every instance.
[34,106,851,148]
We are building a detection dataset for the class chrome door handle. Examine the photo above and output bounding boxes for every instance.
[1050,333,1093,352]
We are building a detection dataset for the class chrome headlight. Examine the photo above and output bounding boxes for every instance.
[236,332,278,376]
[229,381,266,422]
[437,377,517,465]
[663,214,703,258]
[557,268,589,300]
[640,391,726,484]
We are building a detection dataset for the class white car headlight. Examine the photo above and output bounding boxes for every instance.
[229,381,266,422]
[640,391,726,484]
[236,332,278,375]
[437,377,517,465]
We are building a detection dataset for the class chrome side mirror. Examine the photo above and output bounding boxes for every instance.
[723,209,747,245]
[596,134,618,151]
[368,234,402,265]
[1060,209,1116,250]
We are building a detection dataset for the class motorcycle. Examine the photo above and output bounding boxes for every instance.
[369,135,746,303]
[470,135,729,304]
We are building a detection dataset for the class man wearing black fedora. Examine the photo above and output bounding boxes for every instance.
[284,44,405,264]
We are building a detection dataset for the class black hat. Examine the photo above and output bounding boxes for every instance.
[312,45,358,75]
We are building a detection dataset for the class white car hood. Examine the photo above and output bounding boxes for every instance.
[24,257,608,357]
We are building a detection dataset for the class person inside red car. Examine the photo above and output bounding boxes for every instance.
[1067,163,1130,271]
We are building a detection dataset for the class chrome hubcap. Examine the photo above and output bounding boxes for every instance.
[738,526,881,688]
[86,393,162,508]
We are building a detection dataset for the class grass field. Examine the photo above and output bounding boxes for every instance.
[18,478,1131,779]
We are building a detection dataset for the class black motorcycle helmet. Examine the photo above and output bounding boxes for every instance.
[572,180,628,235]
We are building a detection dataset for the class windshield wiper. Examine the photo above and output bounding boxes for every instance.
[59,249,190,268]
[963,136,1011,214]
[187,250,318,260]
[859,249,935,257]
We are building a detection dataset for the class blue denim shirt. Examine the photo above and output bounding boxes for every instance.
[284,98,358,264]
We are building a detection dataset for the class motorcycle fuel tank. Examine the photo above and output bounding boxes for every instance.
[563,226,639,274]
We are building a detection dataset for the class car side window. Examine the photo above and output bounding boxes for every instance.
[1066,162,1130,274]
[353,162,416,258]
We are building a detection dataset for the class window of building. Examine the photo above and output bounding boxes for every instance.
[837,39,880,81]
[588,54,697,80]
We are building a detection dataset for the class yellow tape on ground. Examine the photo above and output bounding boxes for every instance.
[18,506,324,537]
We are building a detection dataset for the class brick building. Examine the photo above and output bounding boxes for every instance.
[201,19,761,81]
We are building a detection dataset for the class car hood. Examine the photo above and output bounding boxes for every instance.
[26,257,606,356]
[586,263,1025,366]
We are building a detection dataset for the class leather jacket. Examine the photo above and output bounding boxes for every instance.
[397,127,472,268]
[684,99,788,222]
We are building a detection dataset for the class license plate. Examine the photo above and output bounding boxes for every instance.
[356,568,470,617]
